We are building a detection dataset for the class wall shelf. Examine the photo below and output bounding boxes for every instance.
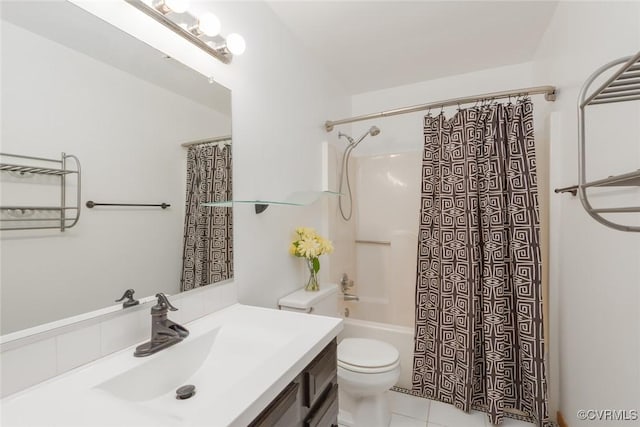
[582,170,640,188]
[0,163,78,176]
[0,152,81,231]
[555,51,640,232]
[202,191,341,214]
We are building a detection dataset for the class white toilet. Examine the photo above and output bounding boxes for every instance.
[337,337,400,427]
[279,284,401,427]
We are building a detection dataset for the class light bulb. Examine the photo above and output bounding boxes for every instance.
[226,33,246,55]
[198,13,221,37]
[164,0,188,14]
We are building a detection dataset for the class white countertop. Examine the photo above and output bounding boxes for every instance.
[1,304,343,427]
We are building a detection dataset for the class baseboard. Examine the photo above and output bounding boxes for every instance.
[557,411,568,427]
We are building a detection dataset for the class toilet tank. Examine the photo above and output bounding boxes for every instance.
[278,284,339,317]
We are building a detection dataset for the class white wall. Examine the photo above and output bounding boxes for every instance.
[0,21,231,333]
[67,1,350,309]
[532,2,640,424]
[350,62,537,156]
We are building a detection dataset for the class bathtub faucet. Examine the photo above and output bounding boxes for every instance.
[340,273,354,293]
[343,293,360,302]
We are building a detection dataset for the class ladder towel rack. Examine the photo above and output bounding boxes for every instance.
[555,51,640,232]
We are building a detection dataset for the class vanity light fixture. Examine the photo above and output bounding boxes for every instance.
[125,0,245,64]
[153,0,188,15]
[191,13,221,37]
[225,33,246,55]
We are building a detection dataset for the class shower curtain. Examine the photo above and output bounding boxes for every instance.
[180,143,233,292]
[412,99,549,426]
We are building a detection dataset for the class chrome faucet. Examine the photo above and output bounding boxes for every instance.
[340,273,353,293]
[340,273,360,301]
[134,293,189,357]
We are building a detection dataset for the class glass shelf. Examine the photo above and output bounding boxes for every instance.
[202,191,341,213]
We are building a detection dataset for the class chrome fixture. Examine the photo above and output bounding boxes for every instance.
[124,0,245,64]
[340,273,354,293]
[575,52,640,232]
[180,134,232,148]
[337,127,381,221]
[324,85,556,132]
[134,293,189,357]
[115,289,139,308]
[86,201,170,209]
[340,274,359,301]
[176,384,196,400]
[0,152,81,232]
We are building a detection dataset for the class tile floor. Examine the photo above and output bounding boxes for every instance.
[343,391,534,427]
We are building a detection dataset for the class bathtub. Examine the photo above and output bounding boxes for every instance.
[337,302,415,390]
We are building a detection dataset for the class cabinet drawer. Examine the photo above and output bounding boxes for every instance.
[249,381,300,427]
[304,383,338,427]
[304,339,337,408]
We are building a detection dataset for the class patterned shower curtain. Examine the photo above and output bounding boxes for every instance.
[412,100,549,426]
[180,143,233,292]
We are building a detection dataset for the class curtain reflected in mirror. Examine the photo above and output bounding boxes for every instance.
[0,0,232,335]
[181,142,233,291]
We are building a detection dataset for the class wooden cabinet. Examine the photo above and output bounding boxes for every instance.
[249,339,338,427]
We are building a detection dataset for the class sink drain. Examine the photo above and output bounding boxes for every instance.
[176,384,196,400]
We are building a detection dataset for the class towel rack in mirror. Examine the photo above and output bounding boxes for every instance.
[0,152,81,231]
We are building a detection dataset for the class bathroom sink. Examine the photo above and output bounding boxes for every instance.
[96,317,294,407]
[96,327,221,402]
[1,304,342,427]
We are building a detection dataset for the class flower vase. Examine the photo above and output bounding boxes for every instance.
[305,259,319,292]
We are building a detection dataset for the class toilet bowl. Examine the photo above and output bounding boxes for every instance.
[337,338,400,427]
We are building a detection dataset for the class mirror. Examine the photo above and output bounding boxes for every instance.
[0,1,233,335]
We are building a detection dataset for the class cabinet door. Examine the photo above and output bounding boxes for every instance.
[249,381,300,427]
[304,340,337,408]
[304,383,338,427]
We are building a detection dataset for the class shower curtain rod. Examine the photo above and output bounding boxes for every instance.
[324,85,556,131]
[181,135,232,148]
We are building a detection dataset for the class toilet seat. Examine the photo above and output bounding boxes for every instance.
[338,338,400,374]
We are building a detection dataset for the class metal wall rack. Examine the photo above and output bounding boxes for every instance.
[0,152,81,231]
[556,51,640,232]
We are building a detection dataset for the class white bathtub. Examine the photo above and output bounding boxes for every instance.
[337,315,415,390]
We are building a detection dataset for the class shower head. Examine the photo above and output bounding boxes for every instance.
[338,125,381,148]
[353,125,381,146]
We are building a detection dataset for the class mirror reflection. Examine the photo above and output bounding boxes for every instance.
[0,1,233,335]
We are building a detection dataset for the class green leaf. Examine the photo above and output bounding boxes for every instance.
[312,257,320,274]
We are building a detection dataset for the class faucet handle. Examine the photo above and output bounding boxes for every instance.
[115,289,139,308]
[340,273,354,291]
[155,293,178,311]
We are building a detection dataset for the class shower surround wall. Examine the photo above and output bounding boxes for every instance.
[350,152,420,327]
[334,151,421,390]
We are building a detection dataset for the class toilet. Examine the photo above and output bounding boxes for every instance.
[337,337,400,427]
[279,284,401,427]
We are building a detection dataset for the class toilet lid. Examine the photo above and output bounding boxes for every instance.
[338,338,399,371]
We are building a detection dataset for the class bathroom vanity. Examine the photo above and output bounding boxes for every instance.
[1,304,342,427]
[250,340,338,427]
